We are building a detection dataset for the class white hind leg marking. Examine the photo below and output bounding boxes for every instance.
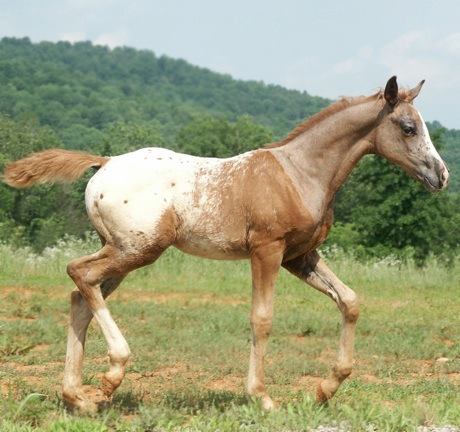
[63,238,170,411]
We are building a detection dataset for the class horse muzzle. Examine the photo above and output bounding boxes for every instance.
[419,159,449,192]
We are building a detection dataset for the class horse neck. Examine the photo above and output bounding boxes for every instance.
[272,97,384,205]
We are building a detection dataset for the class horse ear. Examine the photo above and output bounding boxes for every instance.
[384,76,399,107]
[406,79,425,102]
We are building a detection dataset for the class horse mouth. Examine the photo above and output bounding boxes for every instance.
[422,175,442,192]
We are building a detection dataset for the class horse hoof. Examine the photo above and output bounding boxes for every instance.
[261,395,276,411]
[315,382,329,405]
[63,386,109,414]
[101,371,124,397]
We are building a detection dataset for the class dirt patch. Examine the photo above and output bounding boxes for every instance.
[360,373,382,384]
[32,344,50,352]
[0,286,35,299]
[318,347,337,365]
[124,362,206,397]
[446,372,460,383]
[356,365,460,386]
[126,362,192,383]
[292,374,322,392]
[143,364,187,379]
[113,291,246,306]
[206,375,242,392]
[0,285,69,302]
[390,300,411,309]
[0,316,37,322]
[1,381,9,396]
[9,361,63,373]
[442,338,456,347]
[92,355,109,364]
[287,334,326,343]
[22,375,45,388]
[382,399,397,409]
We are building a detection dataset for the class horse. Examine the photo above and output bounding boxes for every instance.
[3,76,449,412]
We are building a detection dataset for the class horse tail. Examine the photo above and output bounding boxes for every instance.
[2,149,108,189]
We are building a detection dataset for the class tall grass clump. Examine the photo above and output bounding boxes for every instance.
[1,235,459,295]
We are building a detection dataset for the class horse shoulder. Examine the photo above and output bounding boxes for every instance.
[244,151,318,236]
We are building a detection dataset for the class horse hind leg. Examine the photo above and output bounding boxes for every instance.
[62,276,124,412]
[64,243,165,412]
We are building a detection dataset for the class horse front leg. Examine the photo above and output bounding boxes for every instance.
[247,240,284,410]
[283,251,360,402]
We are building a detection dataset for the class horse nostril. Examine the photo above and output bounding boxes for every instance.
[434,159,449,186]
[441,166,449,185]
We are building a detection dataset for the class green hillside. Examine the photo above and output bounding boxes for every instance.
[0,37,329,149]
[0,37,458,260]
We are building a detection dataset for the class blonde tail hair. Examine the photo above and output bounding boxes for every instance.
[2,149,108,188]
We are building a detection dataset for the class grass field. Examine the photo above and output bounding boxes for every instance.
[0,237,459,431]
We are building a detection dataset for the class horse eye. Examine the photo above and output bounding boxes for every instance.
[401,124,416,136]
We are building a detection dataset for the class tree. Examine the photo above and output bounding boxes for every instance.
[0,114,90,248]
[176,115,273,157]
[101,121,165,155]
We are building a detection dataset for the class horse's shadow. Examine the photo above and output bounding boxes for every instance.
[111,389,249,415]
[111,391,145,413]
[162,389,249,413]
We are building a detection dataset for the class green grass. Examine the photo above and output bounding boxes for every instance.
[0,238,459,431]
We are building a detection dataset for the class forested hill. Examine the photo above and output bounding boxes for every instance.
[0,37,329,147]
[0,37,459,259]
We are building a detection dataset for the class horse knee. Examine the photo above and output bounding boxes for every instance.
[250,311,273,338]
[342,292,359,322]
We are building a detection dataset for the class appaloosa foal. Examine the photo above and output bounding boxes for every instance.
[3,77,449,412]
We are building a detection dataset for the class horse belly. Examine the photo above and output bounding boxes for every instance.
[173,205,249,260]
[174,235,248,260]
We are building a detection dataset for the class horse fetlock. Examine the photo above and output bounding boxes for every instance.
[247,377,266,396]
[247,385,275,411]
[337,367,352,380]
[345,303,360,322]
[62,387,78,405]
[333,363,353,380]
[108,346,131,365]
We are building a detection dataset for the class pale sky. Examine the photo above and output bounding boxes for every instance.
[1,0,460,128]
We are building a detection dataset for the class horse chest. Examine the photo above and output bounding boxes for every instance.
[284,209,333,261]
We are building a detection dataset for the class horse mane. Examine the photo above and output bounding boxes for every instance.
[266,91,384,148]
